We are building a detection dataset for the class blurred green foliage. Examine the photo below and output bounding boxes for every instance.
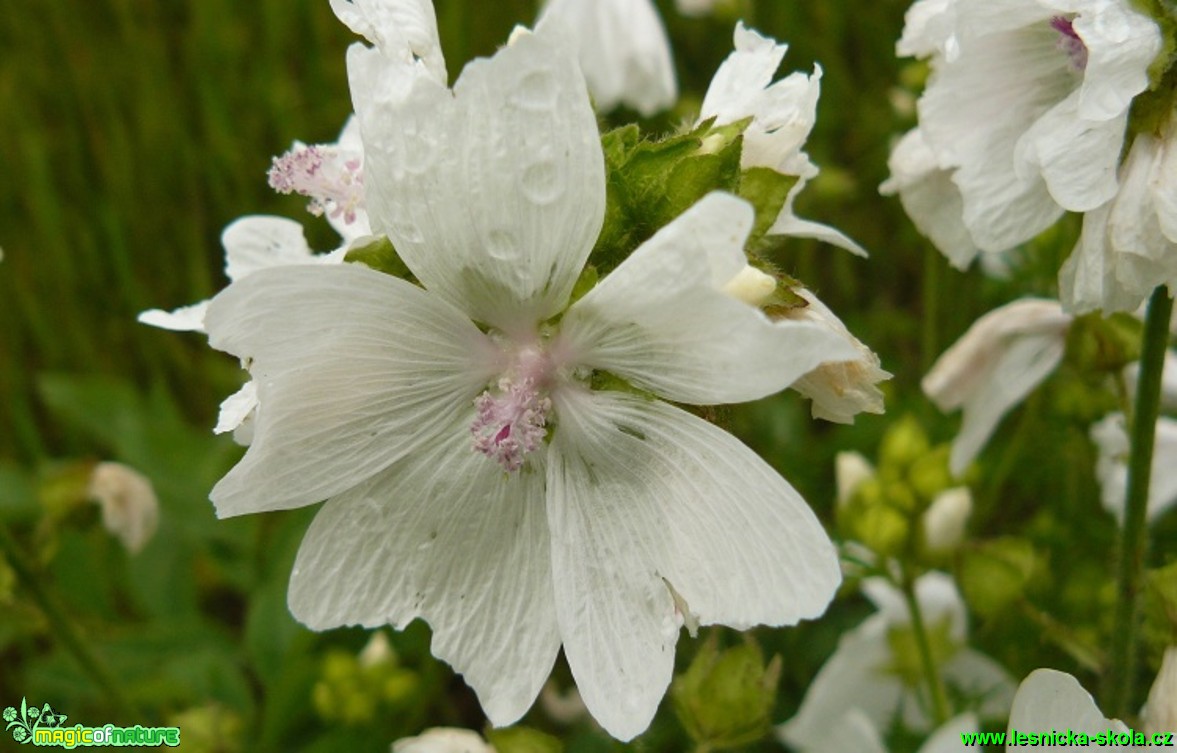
[1,1,1174,752]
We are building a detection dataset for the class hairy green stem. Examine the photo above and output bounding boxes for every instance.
[0,523,140,720]
[1106,285,1173,717]
[900,565,951,726]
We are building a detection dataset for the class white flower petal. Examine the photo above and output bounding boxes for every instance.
[919,713,979,753]
[392,728,494,753]
[353,31,605,333]
[538,0,676,116]
[806,709,889,753]
[941,649,1016,722]
[1059,203,1147,314]
[561,192,859,404]
[204,264,498,517]
[881,129,981,269]
[769,211,870,257]
[861,571,968,643]
[137,300,210,332]
[1068,0,1161,121]
[898,0,960,59]
[1007,669,1121,746]
[700,22,789,128]
[330,0,446,84]
[548,390,840,739]
[1015,90,1124,211]
[289,418,559,726]
[214,381,257,436]
[221,215,316,282]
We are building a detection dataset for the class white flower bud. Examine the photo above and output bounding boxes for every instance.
[87,462,159,554]
[541,681,589,725]
[1145,648,1177,736]
[391,728,495,753]
[358,631,394,669]
[922,487,972,553]
[720,264,776,306]
[834,451,875,509]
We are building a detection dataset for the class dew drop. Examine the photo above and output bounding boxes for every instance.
[519,158,564,205]
[510,68,559,111]
[485,229,519,261]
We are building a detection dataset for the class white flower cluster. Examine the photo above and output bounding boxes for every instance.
[883,0,1174,314]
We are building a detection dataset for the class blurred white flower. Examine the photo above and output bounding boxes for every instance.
[803,708,978,753]
[1090,412,1177,525]
[1060,110,1177,314]
[212,7,857,741]
[782,288,891,423]
[391,728,494,753]
[700,23,865,255]
[87,462,159,554]
[1006,669,1131,748]
[778,572,1014,749]
[923,298,1073,475]
[675,0,719,17]
[889,0,1161,265]
[537,0,676,116]
[835,450,876,508]
[1144,647,1177,737]
[922,486,973,553]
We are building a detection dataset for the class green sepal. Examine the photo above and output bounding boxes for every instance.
[485,726,563,753]
[591,118,747,274]
[671,637,781,751]
[956,537,1038,617]
[567,263,598,306]
[343,236,416,282]
[738,167,799,249]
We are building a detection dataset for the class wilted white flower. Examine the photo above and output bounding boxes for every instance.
[923,298,1073,474]
[922,486,973,552]
[783,288,891,424]
[889,0,1162,266]
[700,23,865,255]
[211,6,857,741]
[391,728,494,753]
[1060,110,1177,314]
[778,572,1014,749]
[537,0,676,116]
[87,462,159,554]
[1090,412,1177,525]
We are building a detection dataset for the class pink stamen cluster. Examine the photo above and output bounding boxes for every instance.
[267,145,365,225]
[471,376,552,472]
[1050,16,1088,72]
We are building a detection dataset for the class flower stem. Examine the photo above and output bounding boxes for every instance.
[899,565,951,726]
[1106,285,1173,718]
[0,522,140,720]
[921,247,941,373]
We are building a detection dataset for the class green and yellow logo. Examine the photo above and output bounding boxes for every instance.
[3,699,180,748]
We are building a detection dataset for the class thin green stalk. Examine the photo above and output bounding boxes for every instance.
[900,565,951,726]
[0,523,140,720]
[922,246,941,373]
[1106,285,1173,717]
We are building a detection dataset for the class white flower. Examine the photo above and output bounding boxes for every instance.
[778,572,1014,749]
[835,450,876,507]
[87,462,159,554]
[801,708,978,753]
[1060,111,1177,314]
[782,288,891,424]
[211,10,858,741]
[675,0,720,17]
[267,116,372,237]
[892,0,1161,263]
[537,0,676,116]
[700,23,866,256]
[1090,412,1177,525]
[922,486,973,552]
[391,728,494,753]
[923,298,1073,475]
[1006,669,1132,749]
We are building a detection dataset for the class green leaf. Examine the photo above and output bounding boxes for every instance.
[344,236,415,281]
[671,637,780,751]
[738,167,798,247]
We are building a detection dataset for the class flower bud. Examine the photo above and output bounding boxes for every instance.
[879,415,930,474]
[672,639,781,750]
[393,728,496,753]
[86,462,159,554]
[922,487,973,553]
[835,451,875,509]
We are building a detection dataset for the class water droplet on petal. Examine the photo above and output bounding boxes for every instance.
[519,158,564,205]
[485,229,519,261]
[510,69,558,111]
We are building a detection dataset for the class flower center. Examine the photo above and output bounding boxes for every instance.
[268,144,365,225]
[1050,16,1088,72]
[470,346,555,472]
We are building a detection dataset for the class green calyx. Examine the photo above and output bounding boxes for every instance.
[672,637,781,751]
